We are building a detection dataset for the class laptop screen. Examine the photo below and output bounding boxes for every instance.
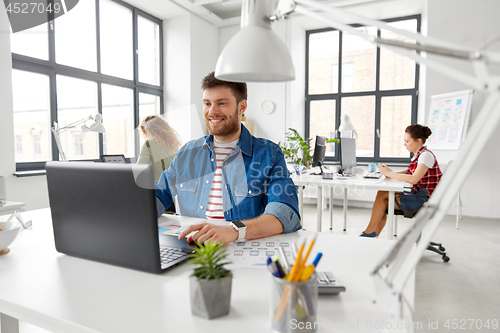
[100,154,127,163]
[45,161,190,273]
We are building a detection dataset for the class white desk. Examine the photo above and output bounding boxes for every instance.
[0,209,414,333]
[0,201,26,216]
[292,174,407,239]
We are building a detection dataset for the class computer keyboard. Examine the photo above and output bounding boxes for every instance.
[160,246,192,269]
[363,172,382,179]
[313,271,346,295]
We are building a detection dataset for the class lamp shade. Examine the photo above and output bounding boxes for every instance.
[82,114,105,133]
[215,26,295,82]
[87,122,106,133]
[215,0,295,82]
[339,114,355,132]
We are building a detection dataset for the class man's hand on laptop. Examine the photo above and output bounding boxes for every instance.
[178,223,238,244]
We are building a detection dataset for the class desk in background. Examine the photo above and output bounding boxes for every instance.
[0,209,414,333]
[292,173,407,239]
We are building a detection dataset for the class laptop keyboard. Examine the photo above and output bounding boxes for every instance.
[363,172,382,179]
[160,246,193,269]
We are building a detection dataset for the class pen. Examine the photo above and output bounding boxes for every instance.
[291,242,297,260]
[287,242,304,282]
[293,239,317,319]
[267,257,281,278]
[312,252,323,267]
[271,256,286,278]
[275,242,305,323]
[278,245,290,272]
[276,239,321,324]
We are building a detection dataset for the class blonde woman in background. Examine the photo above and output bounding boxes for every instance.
[137,115,182,182]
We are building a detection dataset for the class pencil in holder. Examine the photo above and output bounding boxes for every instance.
[270,275,318,333]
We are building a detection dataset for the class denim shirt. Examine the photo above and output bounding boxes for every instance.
[155,125,301,233]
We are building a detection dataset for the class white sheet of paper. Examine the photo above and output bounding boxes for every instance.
[224,233,301,269]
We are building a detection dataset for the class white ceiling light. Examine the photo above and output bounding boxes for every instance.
[215,0,295,82]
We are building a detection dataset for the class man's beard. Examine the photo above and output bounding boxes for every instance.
[205,108,240,137]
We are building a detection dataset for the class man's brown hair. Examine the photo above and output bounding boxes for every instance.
[201,71,247,103]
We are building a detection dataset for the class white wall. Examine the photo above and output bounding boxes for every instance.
[164,13,219,144]
[424,0,500,218]
[0,7,50,211]
[164,14,191,144]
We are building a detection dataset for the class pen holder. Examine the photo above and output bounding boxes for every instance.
[270,276,318,333]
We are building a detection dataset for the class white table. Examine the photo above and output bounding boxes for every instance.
[0,209,414,333]
[292,173,407,239]
[0,201,26,216]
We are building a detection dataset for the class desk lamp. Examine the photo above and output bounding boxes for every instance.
[51,114,105,161]
[338,114,357,139]
[216,0,500,330]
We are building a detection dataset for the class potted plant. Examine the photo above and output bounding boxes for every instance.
[279,128,338,167]
[189,241,233,319]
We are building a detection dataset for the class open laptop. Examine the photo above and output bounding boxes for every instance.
[45,161,194,274]
[100,154,127,163]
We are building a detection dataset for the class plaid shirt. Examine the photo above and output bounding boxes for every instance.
[407,146,442,195]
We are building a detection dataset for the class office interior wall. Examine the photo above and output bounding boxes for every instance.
[164,13,218,144]
[0,7,50,211]
[287,20,306,138]
[189,14,219,138]
[424,0,500,219]
[164,15,191,144]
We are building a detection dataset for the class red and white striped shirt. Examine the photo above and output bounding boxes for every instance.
[205,140,238,220]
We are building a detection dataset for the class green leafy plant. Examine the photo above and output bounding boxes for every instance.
[278,128,339,167]
[188,241,232,280]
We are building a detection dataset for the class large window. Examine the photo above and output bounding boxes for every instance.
[306,16,420,163]
[11,0,163,171]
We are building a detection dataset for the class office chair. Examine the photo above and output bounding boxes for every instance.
[387,195,450,262]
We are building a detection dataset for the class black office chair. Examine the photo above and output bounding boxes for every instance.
[387,195,450,262]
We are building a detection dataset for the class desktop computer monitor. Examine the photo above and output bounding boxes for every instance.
[311,135,327,175]
[340,138,356,176]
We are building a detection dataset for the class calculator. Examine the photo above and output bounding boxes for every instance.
[313,271,346,295]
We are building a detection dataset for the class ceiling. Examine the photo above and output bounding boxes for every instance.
[169,0,385,27]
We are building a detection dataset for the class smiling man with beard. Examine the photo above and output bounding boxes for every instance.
[155,72,301,244]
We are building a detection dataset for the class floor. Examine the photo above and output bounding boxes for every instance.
[12,204,500,333]
[298,204,500,333]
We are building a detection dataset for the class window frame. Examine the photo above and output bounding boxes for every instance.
[12,0,163,171]
[305,15,420,165]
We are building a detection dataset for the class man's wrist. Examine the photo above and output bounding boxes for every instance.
[230,220,247,241]
[228,225,239,242]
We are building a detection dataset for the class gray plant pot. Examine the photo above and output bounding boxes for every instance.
[190,275,232,319]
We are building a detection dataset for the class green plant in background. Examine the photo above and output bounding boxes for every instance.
[189,241,232,280]
[279,128,339,167]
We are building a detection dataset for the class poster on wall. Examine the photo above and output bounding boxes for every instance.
[426,90,473,150]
